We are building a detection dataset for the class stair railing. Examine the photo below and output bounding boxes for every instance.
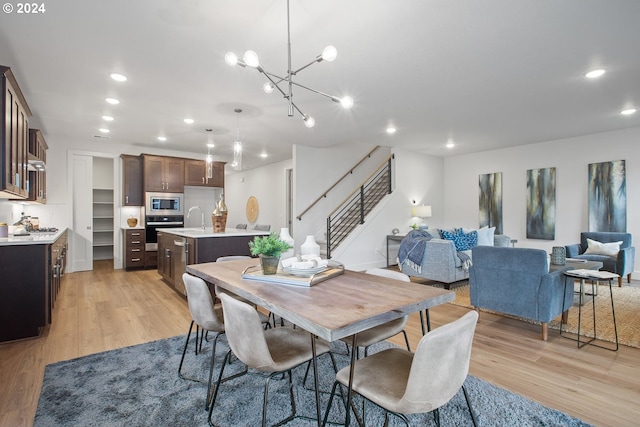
[296,145,381,221]
[326,154,394,258]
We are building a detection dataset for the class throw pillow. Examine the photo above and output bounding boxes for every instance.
[476,226,495,246]
[584,238,623,257]
[441,228,478,251]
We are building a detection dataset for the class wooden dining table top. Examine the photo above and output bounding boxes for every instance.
[187,259,455,342]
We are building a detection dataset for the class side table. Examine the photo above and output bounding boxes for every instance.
[561,270,619,351]
[386,234,406,267]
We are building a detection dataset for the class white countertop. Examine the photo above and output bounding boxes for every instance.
[0,228,67,246]
[160,227,270,238]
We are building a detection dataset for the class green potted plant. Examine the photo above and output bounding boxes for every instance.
[248,232,292,275]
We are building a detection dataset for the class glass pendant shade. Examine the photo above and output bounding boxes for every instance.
[225,52,238,66]
[243,50,260,67]
[233,141,242,170]
[321,46,337,61]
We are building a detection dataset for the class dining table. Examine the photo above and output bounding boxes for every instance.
[187,259,455,426]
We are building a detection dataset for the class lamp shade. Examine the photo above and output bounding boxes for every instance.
[412,205,432,218]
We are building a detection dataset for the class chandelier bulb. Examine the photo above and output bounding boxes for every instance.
[321,45,337,62]
[303,115,316,128]
[263,82,275,94]
[225,52,238,66]
[340,96,354,109]
[243,50,260,68]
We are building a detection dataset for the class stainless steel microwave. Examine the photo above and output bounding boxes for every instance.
[145,192,184,216]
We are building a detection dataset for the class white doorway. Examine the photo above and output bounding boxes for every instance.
[68,151,119,272]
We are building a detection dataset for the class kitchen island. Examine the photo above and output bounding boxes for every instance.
[0,229,68,342]
[156,227,269,295]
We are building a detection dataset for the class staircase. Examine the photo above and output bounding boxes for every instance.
[326,157,392,258]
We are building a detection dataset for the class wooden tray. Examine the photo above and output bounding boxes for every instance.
[242,262,345,287]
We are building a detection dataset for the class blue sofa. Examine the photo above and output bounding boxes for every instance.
[469,246,573,340]
[565,232,635,287]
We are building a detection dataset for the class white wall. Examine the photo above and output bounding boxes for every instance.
[332,148,444,270]
[443,126,640,276]
[224,158,293,233]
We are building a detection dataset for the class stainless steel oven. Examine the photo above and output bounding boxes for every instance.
[145,192,184,216]
[145,215,184,252]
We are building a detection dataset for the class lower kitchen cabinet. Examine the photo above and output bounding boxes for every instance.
[124,228,145,269]
[0,230,67,342]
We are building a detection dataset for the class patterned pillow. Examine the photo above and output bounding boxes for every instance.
[440,228,478,251]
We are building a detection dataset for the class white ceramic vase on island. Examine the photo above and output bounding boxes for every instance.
[300,235,320,257]
[279,228,295,266]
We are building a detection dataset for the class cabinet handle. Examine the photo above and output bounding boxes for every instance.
[131,232,141,236]
[131,258,141,262]
[132,248,141,252]
[202,177,205,183]
[131,240,141,244]
[126,196,129,204]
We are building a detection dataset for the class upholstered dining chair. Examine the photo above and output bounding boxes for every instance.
[323,310,479,427]
[235,223,247,229]
[339,268,412,357]
[215,256,273,328]
[253,224,271,231]
[178,273,225,410]
[209,292,336,427]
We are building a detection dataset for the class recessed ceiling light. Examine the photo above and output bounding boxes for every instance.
[98,128,110,133]
[207,143,215,148]
[621,108,637,115]
[157,136,167,142]
[386,126,397,134]
[260,153,268,158]
[101,115,114,121]
[110,73,127,82]
[184,118,195,124]
[105,97,120,105]
[585,69,606,79]
[446,140,455,148]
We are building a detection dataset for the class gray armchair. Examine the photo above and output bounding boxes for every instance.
[469,246,573,340]
[565,232,635,287]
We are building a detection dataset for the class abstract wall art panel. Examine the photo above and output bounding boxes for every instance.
[479,172,503,234]
[526,167,556,240]
[588,160,626,232]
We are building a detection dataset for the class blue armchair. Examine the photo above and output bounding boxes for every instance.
[565,232,635,287]
[469,246,573,340]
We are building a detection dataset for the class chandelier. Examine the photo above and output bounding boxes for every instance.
[224,0,353,128]
[232,108,243,171]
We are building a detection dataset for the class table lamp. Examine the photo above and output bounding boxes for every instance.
[412,205,432,230]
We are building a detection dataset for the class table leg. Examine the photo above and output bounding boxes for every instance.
[419,309,431,335]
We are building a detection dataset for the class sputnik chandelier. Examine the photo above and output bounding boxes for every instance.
[224,0,353,128]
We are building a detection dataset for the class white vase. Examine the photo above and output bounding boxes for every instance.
[300,235,320,257]
[279,227,295,262]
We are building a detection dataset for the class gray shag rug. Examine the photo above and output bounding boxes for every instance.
[35,333,591,426]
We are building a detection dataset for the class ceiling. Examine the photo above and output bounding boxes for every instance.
[1,0,639,170]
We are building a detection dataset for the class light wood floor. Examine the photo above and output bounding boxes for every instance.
[1,261,638,426]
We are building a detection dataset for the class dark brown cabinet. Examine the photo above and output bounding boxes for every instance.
[184,159,225,188]
[143,154,184,193]
[121,154,142,206]
[124,229,145,269]
[27,129,47,203]
[0,230,67,342]
[1,65,32,199]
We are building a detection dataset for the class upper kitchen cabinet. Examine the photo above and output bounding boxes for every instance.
[26,129,47,203]
[1,65,32,199]
[184,159,225,188]
[143,154,184,193]
[121,154,142,206]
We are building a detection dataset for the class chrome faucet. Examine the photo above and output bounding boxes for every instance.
[187,206,205,231]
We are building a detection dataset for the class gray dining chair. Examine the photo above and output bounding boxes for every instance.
[209,292,336,427]
[178,273,225,410]
[235,223,247,229]
[215,255,273,328]
[340,268,412,357]
[324,310,480,427]
[253,224,271,231]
